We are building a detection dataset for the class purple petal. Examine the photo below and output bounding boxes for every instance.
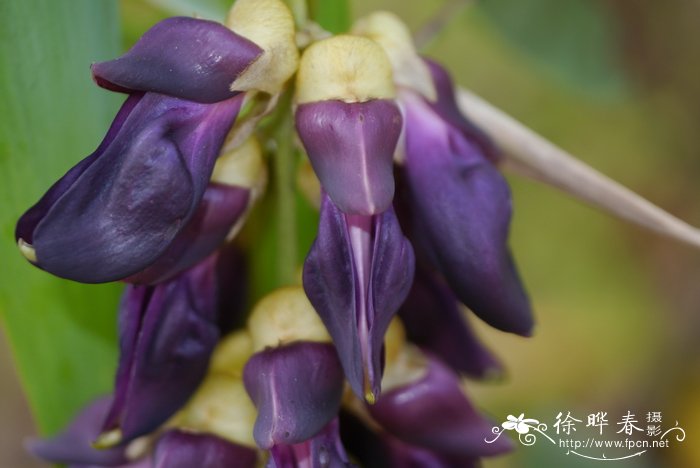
[127,182,250,285]
[303,195,415,401]
[401,93,533,336]
[422,58,499,163]
[368,356,512,458]
[295,100,402,215]
[102,255,221,442]
[19,92,242,283]
[92,17,262,103]
[399,266,503,378]
[243,342,344,449]
[26,396,130,466]
[154,430,257,468]
[268,419,351,468]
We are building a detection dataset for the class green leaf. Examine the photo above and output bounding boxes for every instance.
[309,0,351,33]
[477,0,626,97]
[0,0,123,434]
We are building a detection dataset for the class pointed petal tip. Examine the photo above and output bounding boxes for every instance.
[93,428,123,449]
[17,238,37,263]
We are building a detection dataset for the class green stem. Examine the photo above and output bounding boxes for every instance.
[273,98,298,286]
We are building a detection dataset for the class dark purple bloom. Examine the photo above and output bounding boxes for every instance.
[243,341,344,449]
[398,61,533,336]
[295,100,402,216]
[268,419,351,468]
[92,17,262,103]
[368,355,512,459]
[16,17,262,283]
[303,194,415,402]
[399,266,503,379]
[25,396,146,467]
[154,430,257,468]
[16,92,243,283]
[101,254,221,443]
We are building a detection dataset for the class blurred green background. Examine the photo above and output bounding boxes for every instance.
[1,0,699,466]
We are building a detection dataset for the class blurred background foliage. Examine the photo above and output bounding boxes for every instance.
[1,0,699,466]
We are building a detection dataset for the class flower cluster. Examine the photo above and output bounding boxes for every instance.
[18,2,532,467]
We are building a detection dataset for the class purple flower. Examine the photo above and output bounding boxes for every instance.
[243,341,345,449]
[154,430,257,468]
[268,419,351,468]
[303,194,415,402]
[397,59,534,336]
[16,17,261,283]
[368,355,512,459]
[100,254,224,444]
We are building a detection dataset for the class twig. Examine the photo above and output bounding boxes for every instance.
[456,88,700,250]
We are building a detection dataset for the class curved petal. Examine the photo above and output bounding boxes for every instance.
[398,266,502,378]
[268,419,351,468]
[422,58,499,163]
[19,92,242,283]
[303,195,415,401]
[295,100,402,215]
[401,92,533,336]
[92,17,262,103]
[154,430,257,468]
[101,255,221,443]
[127,182,250,285]
[243,342,344,449]
[26,396,130,466]
[368,356,512,458]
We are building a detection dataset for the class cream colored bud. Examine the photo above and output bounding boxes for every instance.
[212,137,266,197]
[17,238,37,263]
[296,35,395,104]
[381,344,428,392]
[178,375,257,448]
[247,287,330,351]
[208,330,253,378]
[352,11,436,101]
[226,0,299,94]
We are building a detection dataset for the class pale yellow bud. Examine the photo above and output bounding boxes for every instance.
[247,286,330,352]
[226,0,299,95]
[208,330,254,378]
[211,137,266,197]
[178,374,257,448]
[381,344,428,392]
[352,11,436,101]
[295,35,395,104]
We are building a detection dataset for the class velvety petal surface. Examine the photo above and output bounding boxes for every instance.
[19,92,242,283]
[295,100,402,215]
[154,430,257,468]
[92,17,262,103]
[102,255,221,442]
[368,356,512,458]
[243,342,344,449]
[303,195,415,401]
[127,182,249,285]
[268,419,351,468]
[399,266,502,378]
[26,396,130,466]
[401,92,533,336]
